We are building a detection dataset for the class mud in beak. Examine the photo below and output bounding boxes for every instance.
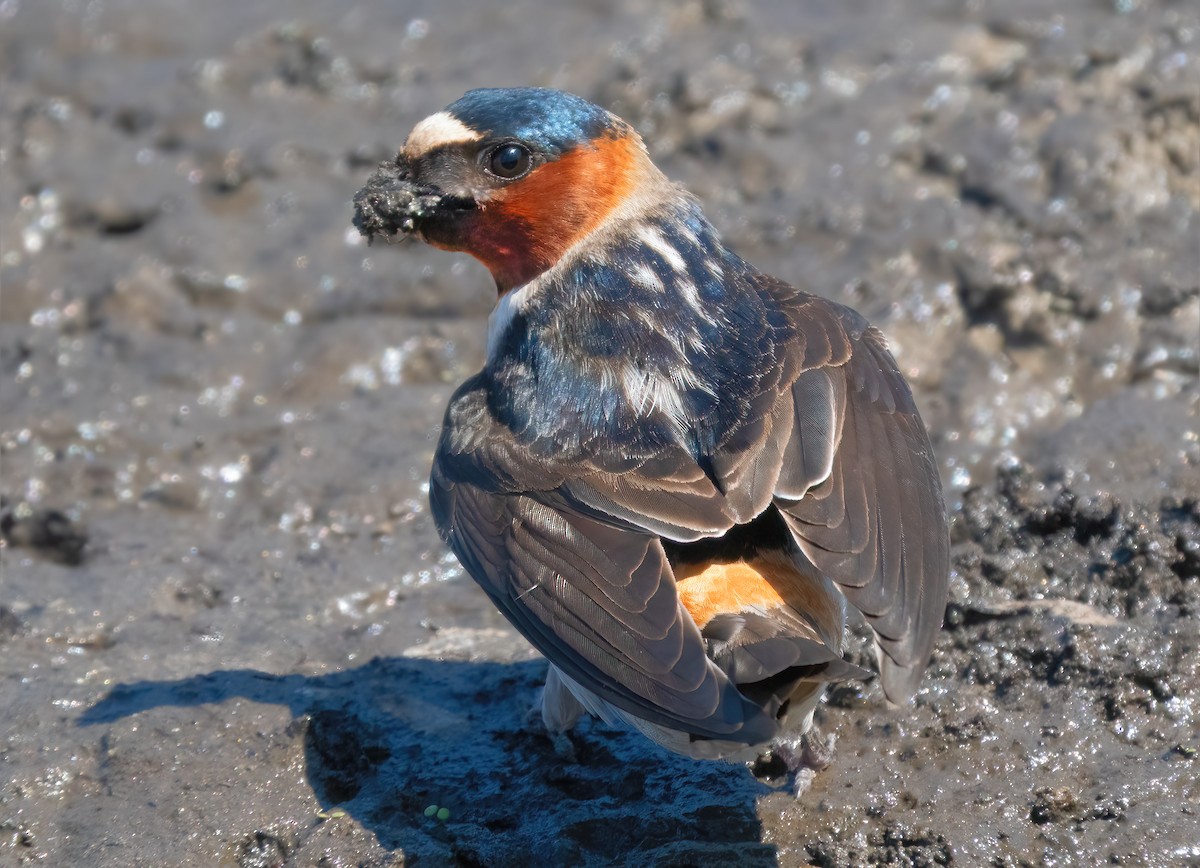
[352,159,473,244]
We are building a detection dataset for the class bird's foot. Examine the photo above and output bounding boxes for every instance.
[771,725,836,798]
[522,694,545,731]
[550,730,578,763]
[524,690,578,762]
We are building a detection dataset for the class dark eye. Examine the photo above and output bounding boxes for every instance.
[487,143,531,179]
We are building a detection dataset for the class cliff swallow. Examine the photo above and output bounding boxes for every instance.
[354,88,949,789]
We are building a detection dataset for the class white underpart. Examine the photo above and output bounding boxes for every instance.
[487,283,531,364]
[541,664,786,761]
[539,665,585,733]
[542,665,624,729]
[402,111,481,158]
[636,224,688,274]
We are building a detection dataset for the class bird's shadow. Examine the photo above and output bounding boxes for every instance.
[80,655,779,866]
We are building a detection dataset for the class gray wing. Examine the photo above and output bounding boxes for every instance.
[560,287,949,703]
[435,279,948,714]
[770,291,950,702]
[431,379,779,743]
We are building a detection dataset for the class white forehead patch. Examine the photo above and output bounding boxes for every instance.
[402,111,482,158]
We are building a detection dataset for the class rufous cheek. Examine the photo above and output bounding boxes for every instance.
[466,135,643,289]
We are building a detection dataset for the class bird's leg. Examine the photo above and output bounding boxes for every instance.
[549,731,578,762]
[531,665,584,762]
[771,724,836,798]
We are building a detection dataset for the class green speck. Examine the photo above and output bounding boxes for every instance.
[436,807,451,821]
[423,805,438,817]
[317,807,347,820]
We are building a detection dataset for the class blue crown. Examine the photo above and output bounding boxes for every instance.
[446,88,617,156]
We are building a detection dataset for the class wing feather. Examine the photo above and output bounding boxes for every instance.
[774,309,949,701]
[433,272,948,722]
[432,450,779,743]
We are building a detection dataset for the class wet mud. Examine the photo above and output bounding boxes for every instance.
[2,0,1197,865]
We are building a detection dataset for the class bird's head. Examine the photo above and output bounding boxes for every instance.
[353,88,665,292]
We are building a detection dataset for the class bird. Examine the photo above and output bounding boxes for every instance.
[353,87,949,791]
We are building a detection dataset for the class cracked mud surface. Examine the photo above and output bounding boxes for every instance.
[2,1,1197,865]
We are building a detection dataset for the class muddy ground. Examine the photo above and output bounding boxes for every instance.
[2,1,1198,865]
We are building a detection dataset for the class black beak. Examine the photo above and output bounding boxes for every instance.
[352,157,474,244]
